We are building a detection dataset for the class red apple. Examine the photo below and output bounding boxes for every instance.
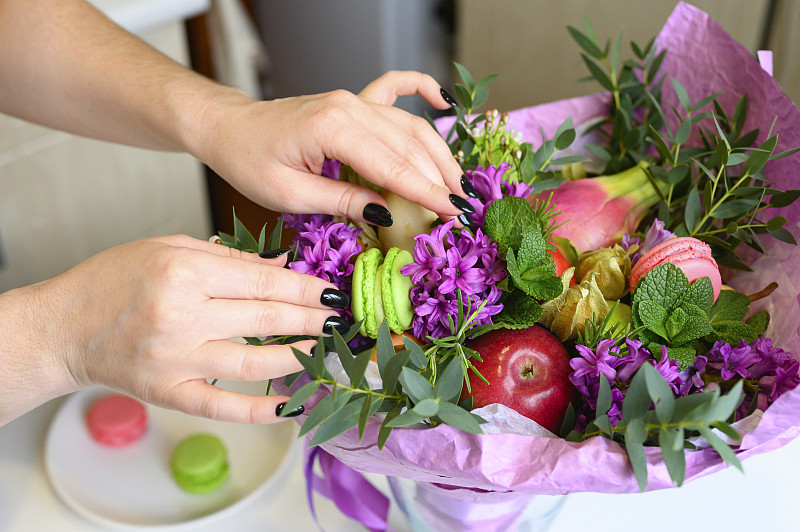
[462,325,575,433]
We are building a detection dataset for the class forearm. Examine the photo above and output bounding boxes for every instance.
[0,282,80,427]
[0,0,246,153]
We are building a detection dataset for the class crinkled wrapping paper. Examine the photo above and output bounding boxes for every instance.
[275,2,800,495]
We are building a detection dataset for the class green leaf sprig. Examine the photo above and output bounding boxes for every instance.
[569,20,800,270]
[562,363,744,491]
[436,63,584,192]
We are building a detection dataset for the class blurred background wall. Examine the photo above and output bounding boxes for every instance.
[203,0,799,247]
[1,0,797,291]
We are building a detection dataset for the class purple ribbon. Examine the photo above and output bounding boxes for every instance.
[304,446,390,532]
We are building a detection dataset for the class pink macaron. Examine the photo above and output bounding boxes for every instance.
[86,394,148,447]
[630,237,721,300]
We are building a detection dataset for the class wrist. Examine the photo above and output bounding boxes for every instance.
[173,78,252,164]
[0,281,83,425]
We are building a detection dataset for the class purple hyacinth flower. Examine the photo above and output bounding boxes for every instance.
[707,340,758,381]
[402,219,506,340]
[615,338,651,382]
[651,345,684,394]
[464,163,532,228]
[767,359,800,402]
[569,340,621,397]
[679,355,708,395]
[625,219,675,267]
[289,221,362,290]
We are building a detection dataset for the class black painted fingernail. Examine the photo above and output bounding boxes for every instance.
[259,248,290,259]
[449,193,475,214]
[457,213,474,229]
[363,203,393,227]
[440,88,458,107]
[321,288,350,309]
[322,316,350,335]
[276,402,305,417]
[460,174,479,198]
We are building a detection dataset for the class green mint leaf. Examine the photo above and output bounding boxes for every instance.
[637,300,670,340]
[633,263,690,310]
[505,227,562,300]
[708,289,750,322]
[669,303,712,345]
[708,320,758,345]
[745,310,770,336]
[677,276,714,315]
[469,290,544,336]
[484,197,541,256]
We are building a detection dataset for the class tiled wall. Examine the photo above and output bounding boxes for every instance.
[0,23,211,291]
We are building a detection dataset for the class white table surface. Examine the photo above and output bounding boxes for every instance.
[2,394,799,532]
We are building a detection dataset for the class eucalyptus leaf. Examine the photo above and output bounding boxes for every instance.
[435,402,485,434]
[281,380,321,416]
[399,367,435,403]
[310,395,366,446]
[624,418,649,491]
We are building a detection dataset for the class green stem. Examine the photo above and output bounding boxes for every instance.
[318,378,404,402]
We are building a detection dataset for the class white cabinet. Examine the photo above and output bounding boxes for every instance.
[0,18,211,291]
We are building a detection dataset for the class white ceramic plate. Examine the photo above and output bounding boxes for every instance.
[44,382,300,531]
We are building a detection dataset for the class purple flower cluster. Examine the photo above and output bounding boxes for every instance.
[570,339,681,426]
[621,218,675,266]
[401,219,506,339]
[465,163,532,228]
[570,336,800,429]
[706,338,800,414]
[289,221,362,294]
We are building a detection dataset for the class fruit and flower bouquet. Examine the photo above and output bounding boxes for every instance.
[220,3,800,529]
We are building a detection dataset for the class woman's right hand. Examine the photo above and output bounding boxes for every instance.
[1,234,347,426]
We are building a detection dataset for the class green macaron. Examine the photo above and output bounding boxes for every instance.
[381,248,414,333]
[351,247,383,337]
[351,247,415,338]
[170,434,229,495]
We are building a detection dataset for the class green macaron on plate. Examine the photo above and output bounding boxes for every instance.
[44,381,299,530]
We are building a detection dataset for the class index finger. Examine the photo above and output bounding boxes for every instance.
[359,71,456,111]
[194,249,341,308]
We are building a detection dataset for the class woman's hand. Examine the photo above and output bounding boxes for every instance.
[0,235,348,426]
[191,71,472,226]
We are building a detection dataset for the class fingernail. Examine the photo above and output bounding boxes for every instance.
[321,288,350,309]
[440,88,458,108]
[322,316,350,335]
[259,248,290,259]
[457,213,474,229]
[276,403,305,418]
[363,203,393,227]
[460,174,479,198]
[449,193,475,214]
